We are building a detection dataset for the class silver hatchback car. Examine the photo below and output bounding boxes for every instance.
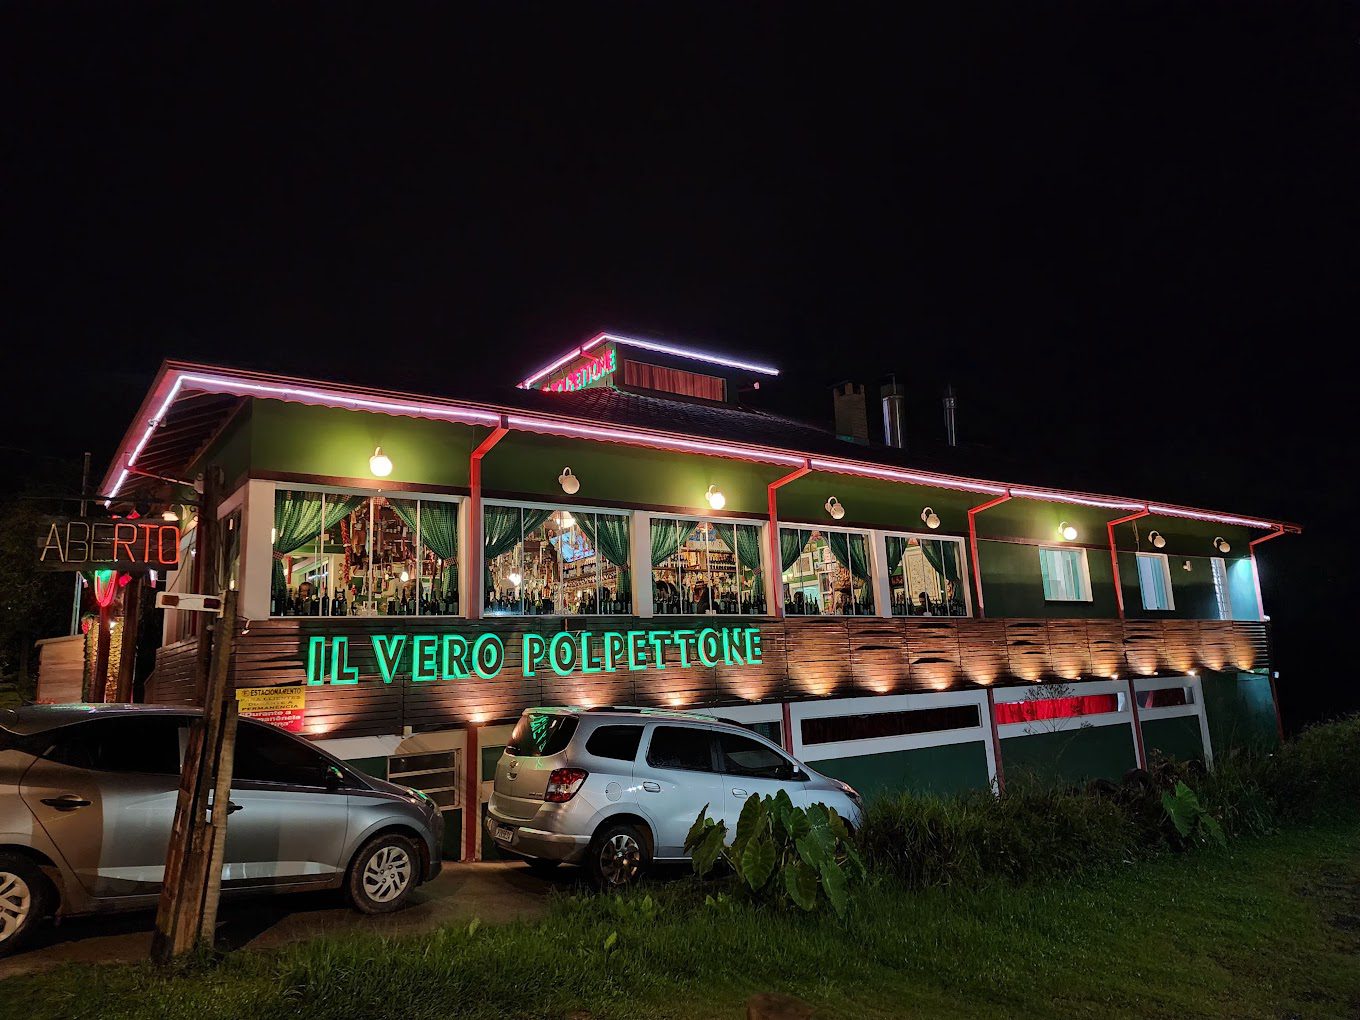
[486,707,862,887]
[0,704,442,956]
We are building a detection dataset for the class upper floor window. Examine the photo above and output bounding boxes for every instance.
[650,517,765,615]
[485,504,629,616]
[886,533,968,617]
[779,526,875,616]
[272,488,459,618]
[1038,546,1091,602]
[1136,552,1175,611]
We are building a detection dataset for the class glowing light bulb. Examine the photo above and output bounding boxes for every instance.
[705,485,726,510]
[1059,521,1078,541]
[369,447,393,477]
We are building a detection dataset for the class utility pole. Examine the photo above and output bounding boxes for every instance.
[152,469,239,964]
[69,451,90,636]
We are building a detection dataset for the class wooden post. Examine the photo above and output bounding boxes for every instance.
[192,471,221,702]
[115,576,143,703]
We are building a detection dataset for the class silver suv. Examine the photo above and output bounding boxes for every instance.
[486,707,862,887]
[0,704,443,956]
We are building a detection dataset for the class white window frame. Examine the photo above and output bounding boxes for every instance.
[1210,556,1233,620]
[1037,545,1093,603]
[481,496,632,618]
[776,521,879,617]
[646,511,770,617]
[881,530,972,617]
[270,483,464,619]
[1135,551,1176,612]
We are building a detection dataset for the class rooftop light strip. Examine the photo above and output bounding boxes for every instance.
[1145,504,1278,530]
[519,342,600,389]
[504,414,807,467]
[1006,487,1147,510]
[602,334,780,377]
[807,458,1007,495]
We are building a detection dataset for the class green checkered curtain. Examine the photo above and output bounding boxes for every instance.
[649,518,686,565]
[575,512,632,597]
[780,528,805,572]
[390,500,459,598]
[272,491,365,608]
[482,505,552,593]
[922,539,961,583]
[735,523,764,592]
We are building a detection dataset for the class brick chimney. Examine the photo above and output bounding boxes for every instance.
[832,382,869,444]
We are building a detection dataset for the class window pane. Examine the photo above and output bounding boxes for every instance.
[583,513,630,614]
[801,706,980,745]
[735,523,765,615]
[716,732,792,780]
[892,536,964,616]
[646,726,714,772]
[1211,558,1232,620]
[370,496,420,615]
[418,499,460,616]
[521,509,563,614]
[652,518,686,614]
[486,505,525,615]
[506,713,579,756]
[1039,547,1088,602]
[781,528,824,615]
[1137,554,1173,611]
[44,717,184,774]
[584,725,644,762]
[233,721,333,786]
[328,494,371,616]
[272,488,324,616]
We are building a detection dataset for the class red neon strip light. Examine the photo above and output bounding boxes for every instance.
[518,331,780,389]
[1106,508,1150,618]
[968,492,1011,618]
[766,462,812,619]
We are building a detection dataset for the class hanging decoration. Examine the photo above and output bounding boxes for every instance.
[93,569,120,608]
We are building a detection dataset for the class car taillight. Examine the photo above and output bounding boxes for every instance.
[544,767,588,803]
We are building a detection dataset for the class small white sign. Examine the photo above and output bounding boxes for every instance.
[155,592,224,615]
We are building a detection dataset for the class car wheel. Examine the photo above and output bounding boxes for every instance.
[346,833,419,914]
[587,823,650,889]
[0,852,51,958]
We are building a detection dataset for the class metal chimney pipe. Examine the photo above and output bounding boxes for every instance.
[943,384,958,447]
[881,377,907,450]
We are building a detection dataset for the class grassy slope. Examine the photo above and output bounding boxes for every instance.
[3,823,1358,1020]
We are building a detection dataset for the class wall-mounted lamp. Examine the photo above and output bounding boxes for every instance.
[369,447,393,477]
[921,507,940,529]
[1213,536,1231,553]
[1182,559,1193,571]
[705,485,726,511]
[1148,530,1166,549]
[558,467,580,494]
[1058,521,1078,541]
[825,496,845,520]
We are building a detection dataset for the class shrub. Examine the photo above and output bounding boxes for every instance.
[683,790,866,916]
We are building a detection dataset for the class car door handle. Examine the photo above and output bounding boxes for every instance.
[41,795,91,811]
[731,789,748,798]
[642,782,661,793]
[227,801,243,814]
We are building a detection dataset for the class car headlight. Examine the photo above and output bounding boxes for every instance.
[834,779,863,806]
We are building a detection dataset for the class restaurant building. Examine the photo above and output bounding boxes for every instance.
[97,333,1297,860]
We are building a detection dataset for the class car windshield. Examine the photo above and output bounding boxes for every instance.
[506,713,578,757]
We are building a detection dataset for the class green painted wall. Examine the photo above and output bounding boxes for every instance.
[1001,724,1137,786]
[1140,715,1205,763]
[776,472,978,534]
[977,539,1118,618]
[192,403,255,489]
[1118,551,1219,620]
[481,431,787,515]
[250,400,479,488]
[1201,669,1279,755]
[809,740,991,798]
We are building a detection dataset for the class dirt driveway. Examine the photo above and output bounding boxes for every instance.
[0,861,570,980]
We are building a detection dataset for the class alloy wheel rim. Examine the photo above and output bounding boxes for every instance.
[0,871,32,943]
[361,846,412,903]
[599,833,641,886]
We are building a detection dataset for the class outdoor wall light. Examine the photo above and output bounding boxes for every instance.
[1058,521,1078,541]
[1149,530,1166,549]
[558,467,580,494]
[705,485,726,511]
[1213,536,1231,553]
[825,496,846,520]
[921,507,941,529]
[369,446,393,477]
[1182,560,1193,571]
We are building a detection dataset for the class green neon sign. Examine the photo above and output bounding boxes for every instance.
[305,626,763,686]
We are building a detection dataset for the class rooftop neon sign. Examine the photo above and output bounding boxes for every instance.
[519,331,780,390]
[543,347,617,392]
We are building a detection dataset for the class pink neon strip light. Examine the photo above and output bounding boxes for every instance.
[104,366,1297,534]
[519,331,780,389]
[504,414,807,467]
[807,458,1006,495]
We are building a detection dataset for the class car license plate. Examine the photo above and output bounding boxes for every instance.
[494,825,513,843]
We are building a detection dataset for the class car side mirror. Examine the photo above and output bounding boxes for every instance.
[324,764,345,789]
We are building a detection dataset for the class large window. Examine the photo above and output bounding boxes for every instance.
[272,488,460,617]
[1136,552,1175,611]
[886,533,967,616]
[778,527,874,616]
[1038,546,1091,602]
[485,504,630,616]
[650,517,765,615]
[1210,557,1233,620]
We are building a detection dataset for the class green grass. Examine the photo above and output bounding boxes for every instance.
[4,821,1358,1020]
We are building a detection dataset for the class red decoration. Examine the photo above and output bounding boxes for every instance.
[994,694,1119,725]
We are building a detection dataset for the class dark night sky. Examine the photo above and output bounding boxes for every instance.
[4,3,1357,724]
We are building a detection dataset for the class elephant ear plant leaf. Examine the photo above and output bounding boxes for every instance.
[1162,781,1228,849]
[683,794,864,917]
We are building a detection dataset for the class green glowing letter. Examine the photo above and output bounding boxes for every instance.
[411,635,439,682]
[672,629,696,668]
[626,631,648,671]
[722,628,746,666]
[442,634,469,679]
[331,636,358,685]
[646,631,671,669]
[549,632,577,676]
[602,631,626,672]
[696,628,720,668]
[744,628,763,665]
[371,634,408,684]
[579,632,603,674]
[307,636,328,686]
[472,634,505,679]
[522,633,547,678]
